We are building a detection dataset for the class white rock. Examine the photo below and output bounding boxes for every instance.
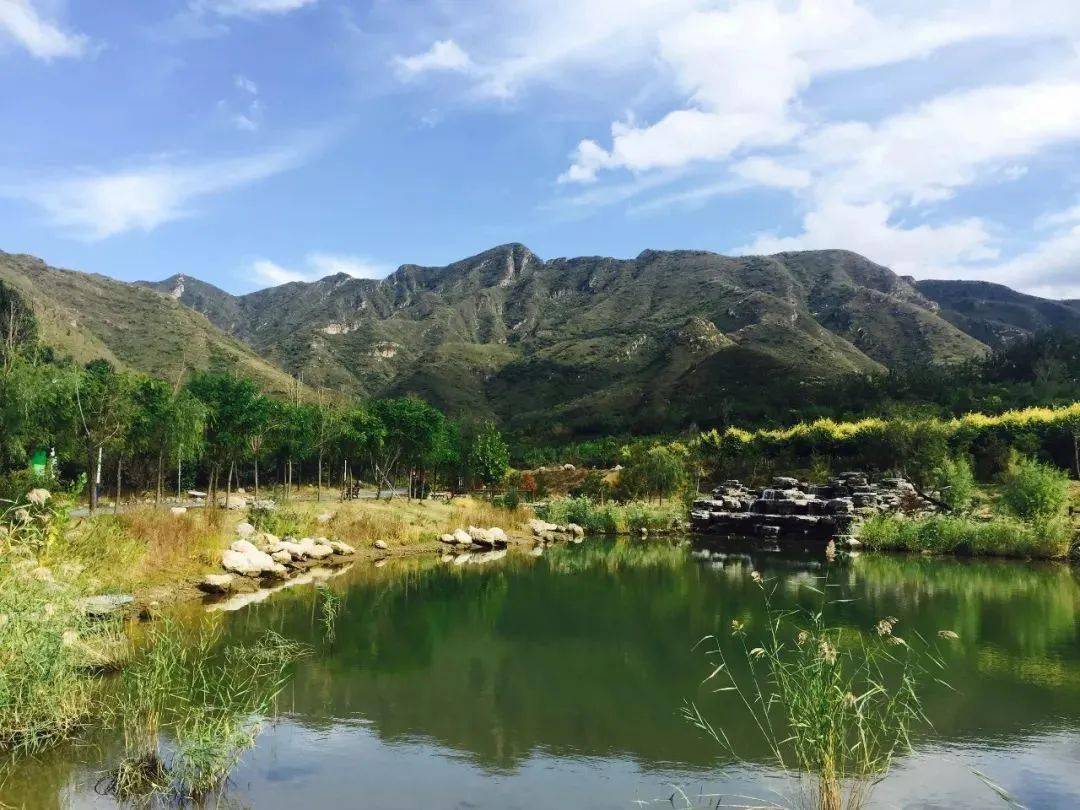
[309,543,334,560]
[528,519,559,536]
[222,541,286,577]
[218,493,248,510]
[452,528,472,545]
[567,523,585,538]
[563,463,575,471]
[453,553,471,566]
[468,526,492,543]
[438,533,457,545]
[170,506,187,516]
[235,522,256,539]
[271,550,293,565]
[373,539,389,551]
[329,540,356,555]
[488,527,509,544]
[317,512,333,524]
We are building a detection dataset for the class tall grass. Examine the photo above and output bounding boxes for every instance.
[327,496,532,547]
[858,513,1072,559]
[104,618,307,802]
[539,496,684,534]
[684,573,947,810]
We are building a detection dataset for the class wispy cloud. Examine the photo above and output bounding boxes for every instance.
[0,0,89,60]
[10,141,320,239]
[251,252,391,286]
[191,0,318,18]
[395,39,473,79]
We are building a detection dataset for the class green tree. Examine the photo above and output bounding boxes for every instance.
[72,360,135,513]
[371,397,445,499]
[187,372,264,507]
[465,421,509,488]
[999,456,1071,523]
[311,395,345,502]
[931,455,976,513]
[129,377,206,505]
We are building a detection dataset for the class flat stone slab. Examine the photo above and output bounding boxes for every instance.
[78,594,134,617]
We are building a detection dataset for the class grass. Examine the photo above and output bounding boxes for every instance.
[857,513,1073,559]
[0,556,125,764]
[538,496,684,534]
[684,572,948,810]
[44,507,231,593]
[104,618,307,803]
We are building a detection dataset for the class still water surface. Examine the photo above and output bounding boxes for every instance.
[6,539,1080,808]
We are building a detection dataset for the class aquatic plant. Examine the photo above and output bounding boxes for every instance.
[317,584,343,642]
[684,572,949,810]
[104,619,307,803]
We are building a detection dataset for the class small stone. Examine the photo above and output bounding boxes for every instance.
[329,540,356,555]
[373,539,389,550]
[170,506,187,516]
[235,522,256,539]
[317,512,333,524]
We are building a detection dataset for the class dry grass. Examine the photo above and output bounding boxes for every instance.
[45,508,230,592]
[321,496,533,550]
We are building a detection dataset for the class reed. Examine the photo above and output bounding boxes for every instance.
[684,572,950,810]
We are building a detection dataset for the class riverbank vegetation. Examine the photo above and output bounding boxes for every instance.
[686,573,949,810]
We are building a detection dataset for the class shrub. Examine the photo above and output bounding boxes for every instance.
[931,455,976,512]
[998,457,1071,523]
[247,504,309,538]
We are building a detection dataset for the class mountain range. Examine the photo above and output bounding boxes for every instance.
[3,244,1078,437]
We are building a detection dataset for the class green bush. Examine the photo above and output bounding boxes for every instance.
[931,455,976,512]
[247,504,309,538]
[998,457,1071,523]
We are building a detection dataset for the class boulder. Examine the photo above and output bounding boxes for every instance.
[317,512,333,524]
[78,594,134,618]
[329,540,356,555]
[198,574,235,594]
[562,463,575,471]
[567,523,585,539]
[218,493,248,510]
[308,542,335,560]
[468,526,493,544]
[187,490,207,498]
[373,539,389,551]
[528,519,559,536]
[438,533,457,545]
[488,527,509,545]
[235,522,256,539]
[452,528,472,545]
[222,540,287,577]
[271,550,293,565]
[170,506,187,516]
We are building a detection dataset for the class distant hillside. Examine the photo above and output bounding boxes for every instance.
[144,245,994,435]
[915,279,1080,347]
[0,251,300,395]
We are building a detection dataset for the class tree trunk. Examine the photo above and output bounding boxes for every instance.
[317,450,323,502]
[114,457,121,515]
[156,451,163,507]
[226,460,234,510]
[1073,432,1079,480]
[88,448,99,514]
[254,456,260,503]
[209,465,218,510]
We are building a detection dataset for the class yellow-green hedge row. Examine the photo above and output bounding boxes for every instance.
[695,403,1080,475]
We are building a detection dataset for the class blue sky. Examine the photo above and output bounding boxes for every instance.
[1,0,1079,298]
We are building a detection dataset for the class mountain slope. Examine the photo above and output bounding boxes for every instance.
[143,244,992,434]
[914,279,1080,348]
[0,251,299,395]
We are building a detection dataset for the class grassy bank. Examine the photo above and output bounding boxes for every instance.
[538,496,685,534]
[857,513,1073,559]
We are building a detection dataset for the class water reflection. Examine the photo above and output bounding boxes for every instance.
[4,540,1080,809]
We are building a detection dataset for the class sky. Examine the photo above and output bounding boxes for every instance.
[0,1,1079,298]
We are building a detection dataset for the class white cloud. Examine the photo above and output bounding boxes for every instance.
[192,0,317,17]
[12,145,313,239]
[0,0,88,60]
[307,252,389,278]
[731,157,811,190]
[964,211,1080,298]
[252,252,390,287]
[738,200,998,278]
[395,39,473,78]
[234,73,258,94]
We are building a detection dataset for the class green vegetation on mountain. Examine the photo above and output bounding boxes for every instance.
[0,251,298,395]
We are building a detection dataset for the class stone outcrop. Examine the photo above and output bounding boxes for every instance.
[528,519,585,545]
[439,526,510,550]
[691,472,925,544]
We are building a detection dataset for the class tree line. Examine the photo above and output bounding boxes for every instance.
[1,281,509,511]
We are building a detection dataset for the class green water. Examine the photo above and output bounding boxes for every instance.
[5,540,1080,808]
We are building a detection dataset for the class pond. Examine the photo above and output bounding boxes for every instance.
[5,539,1080,808]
